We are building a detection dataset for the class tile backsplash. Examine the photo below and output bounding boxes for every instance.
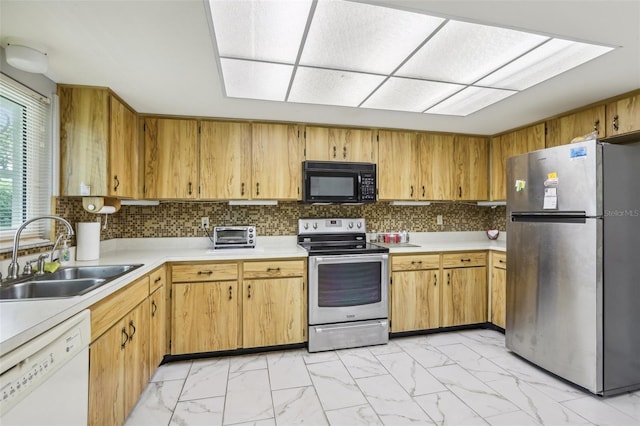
[1,198,507,259]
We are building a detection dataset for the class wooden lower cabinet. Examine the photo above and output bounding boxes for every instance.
[89,300,150,426]
[149,284,166,374]
[490,251,507,329]
[242,277,305,347]
[441,266,488,327]
[390,252,488,332]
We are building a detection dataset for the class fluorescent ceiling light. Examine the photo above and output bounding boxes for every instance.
[207,0,615,116]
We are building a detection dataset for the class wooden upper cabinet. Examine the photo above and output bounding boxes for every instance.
[454,135,489,201]
[418,133,455,200]
[490,123,545,200]
[378,130,418,200]
[251,123,302,200]
[305,126,374,162]
[546,105,606,148]
[59,85,138,198]
[606,92,640,137]
[143,118,198,199]
[200,120,251,200]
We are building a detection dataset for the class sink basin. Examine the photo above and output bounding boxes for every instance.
[0,278,107,299]
[0,264,143,300]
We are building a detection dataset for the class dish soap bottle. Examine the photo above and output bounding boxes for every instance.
[61,240,71,263]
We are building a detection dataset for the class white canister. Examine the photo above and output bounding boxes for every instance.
[76,222,101,260]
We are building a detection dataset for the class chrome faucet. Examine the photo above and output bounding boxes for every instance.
[6,215,74,280]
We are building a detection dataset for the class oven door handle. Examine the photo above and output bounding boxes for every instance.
[313,321,387,333]
[313,254,389,264]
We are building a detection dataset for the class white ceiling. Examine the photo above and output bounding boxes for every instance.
[1,0,638,135]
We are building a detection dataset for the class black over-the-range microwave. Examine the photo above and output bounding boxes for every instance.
[302,161,377,204]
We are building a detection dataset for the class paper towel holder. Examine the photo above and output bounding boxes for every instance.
[82,197,121,214]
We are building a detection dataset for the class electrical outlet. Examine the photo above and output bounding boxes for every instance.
[201,217,209,229]
[436,215,443,225]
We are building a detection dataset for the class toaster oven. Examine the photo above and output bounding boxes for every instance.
[213,226,256,249]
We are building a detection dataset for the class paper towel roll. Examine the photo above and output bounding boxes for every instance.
[76,222,101,261]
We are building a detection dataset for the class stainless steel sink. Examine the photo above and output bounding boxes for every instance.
[0,264,143,300]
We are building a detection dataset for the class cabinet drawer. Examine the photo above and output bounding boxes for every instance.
[492,251,507,270]
[243,260,305,279]
[172,263,238,282]
[442,252,487,268]
[391,254,440,271]
[90,275,149,342]
[149,265,166,292]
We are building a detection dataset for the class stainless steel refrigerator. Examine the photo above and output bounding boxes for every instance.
[506,138,640,396]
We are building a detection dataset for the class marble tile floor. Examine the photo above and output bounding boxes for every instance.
[125,329,640,426]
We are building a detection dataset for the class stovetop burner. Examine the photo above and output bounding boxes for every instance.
[297,218,389,256]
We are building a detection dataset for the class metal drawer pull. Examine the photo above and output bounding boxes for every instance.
[198,270,213,275]
[460,258,471,262]
[129,320,136,340]
[154,276,162,283]
[499,259,506,264]
[121,327,129,349]
[411,260,423,264]
[266,267,281,272]
[151,300,157,317]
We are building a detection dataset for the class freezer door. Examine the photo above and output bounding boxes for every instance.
[507,140,601,216]
[506,217,603,394]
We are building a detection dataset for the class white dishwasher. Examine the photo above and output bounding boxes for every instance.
[1,310,91,425]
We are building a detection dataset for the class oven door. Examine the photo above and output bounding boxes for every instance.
[308,253,389,325]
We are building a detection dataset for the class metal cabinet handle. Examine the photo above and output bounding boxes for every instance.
[114,175,120,192]
[154,276,162,283]
[613,114,619,132]
[459,187,462,198]
[188,182,193,195]
[447,273,451,285]
[433,273,437,286]
[241,182,245,196]
[198,270,213,275]
[121,327,129,349]
[460,258,471,262]
[266,267,281,272]
[333,146,337,158]
[229,285,233,300]
[411,260,422,265]
[256,182,260,196]
[151,300,157,317]
[343,146,347,159]
[422,186,425,197]
[410,185,414,197]
[128,320,136,340]
[247,285,251,299]
[594,119,600,134]
[499,259,506,264]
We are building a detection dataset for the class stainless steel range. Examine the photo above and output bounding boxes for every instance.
[298,218,389,352]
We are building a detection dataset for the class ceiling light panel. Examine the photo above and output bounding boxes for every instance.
[209,0,312,63]
[397,20,548,84]
[477,38,614,90]
[220,58,293,101]
[299,0,444,74]
[362,77,464,112]
[426,86,516,116]
[288,67,385,107]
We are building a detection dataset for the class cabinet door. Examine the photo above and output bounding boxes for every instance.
[607,93,640,136]
[200,120,252,199]
[334,128,374,162]
[418,133,455,200]
[454,136,489,201]
[391,270,439,332]
[304,126,331,161]
[109,96,138,198]
[378,130,418,200]
[251,123,302,200]
[491,267,506,329]
[243,278,305,348]
[123,301,150,417]
[490,124,545,200]
[546,105,606,148]
[144,118,198,199]
[59,86,109,196]
[442,267,487,327]
[149,286,166,375]
[172,281,238,354]
[89,320,126,426]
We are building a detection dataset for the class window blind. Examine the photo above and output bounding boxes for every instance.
[0,74,52,246]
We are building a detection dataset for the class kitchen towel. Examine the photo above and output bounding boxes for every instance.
[76,222,101,260]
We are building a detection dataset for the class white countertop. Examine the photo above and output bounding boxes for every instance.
[0,232,505,357]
